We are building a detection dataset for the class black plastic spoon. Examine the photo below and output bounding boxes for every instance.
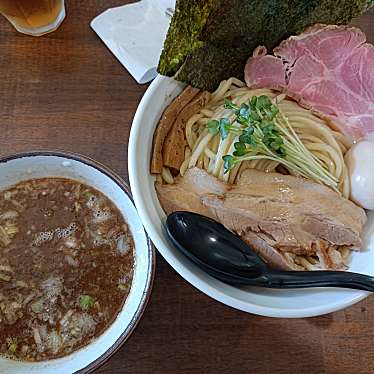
[166,211,374,291]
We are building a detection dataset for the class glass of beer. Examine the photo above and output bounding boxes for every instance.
[0,0,65,36]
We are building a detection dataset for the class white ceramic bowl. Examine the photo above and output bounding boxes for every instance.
[129,75,374,318]
[0,151,155,373]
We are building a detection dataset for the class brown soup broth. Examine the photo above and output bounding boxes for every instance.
[0,178,134,361]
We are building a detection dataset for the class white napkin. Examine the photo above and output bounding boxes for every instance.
[91,0,175,84]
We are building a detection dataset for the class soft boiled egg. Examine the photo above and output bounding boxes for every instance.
[345,140,374,210]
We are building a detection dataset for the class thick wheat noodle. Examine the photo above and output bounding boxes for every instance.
[334,132,352,150]
[211,78,245,104]
[263,160,278,172]
[211,80,226,100]
[297,132,344,164]
[211,133,235,177]
[262,159,278,172]
[219,163,225,180]
[307,150,336,174]
[222,86,252,99]
[210,136,227,174]
[185,114,203,149]
[300,136,342,172]
[180,148,192,176]
[185,147,191,158]
[339,246,350,262]
[274,93,287,104]
[249,160,262,170]
[204,148,216,159]
[248,159,261,169]
[186,112,203,126]
[185,128,194,150]
[208,136,220,172]
[211,136,220,153]
[203,155,210,170]
[162,79,350,201]
[223,138,238,182]
[283,253,299,270]
[287,116,348,180]
[189,133,214,168]
[341,167,350,198]
[230,77,246,87]
[298,256,319,270]
[306,143,343,178]
[185,121,198,150]
[211,79,233,101]
[281,106,350,150]
[228,163,241,184]
[336,140,348,154]
[232,92,253,106]
[180,157,190,176]
[197,118,210,126]
[197,157,204,169]
[255,116,342,186]
[284,253,306,271]
[284,112,351,153]
[198,152,204,163]
[285,112,345,153]
[238,159,261,174]
[256,160,268,170]
[298,133,331,145]
[191,128,208,152]
[200,109,214,117]
[256,160,271,170]
[307,256,319,265]
[207,136,220,169]
[286,114,334,138]
[161,167,174,184]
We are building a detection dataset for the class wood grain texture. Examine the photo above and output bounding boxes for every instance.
[0,2,374,373]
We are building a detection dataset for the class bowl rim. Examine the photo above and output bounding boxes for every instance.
[0,150,156,373]
[128,74,369,318]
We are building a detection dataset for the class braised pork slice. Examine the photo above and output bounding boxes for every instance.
[156,167,367,271]
[244,25,374,140]
[156,167,227,217]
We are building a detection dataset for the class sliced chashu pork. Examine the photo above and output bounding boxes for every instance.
[156,167,367,270]
[244,24,374,140]
[156,167,227,217]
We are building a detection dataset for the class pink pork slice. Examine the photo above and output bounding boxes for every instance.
[244,24,374,140]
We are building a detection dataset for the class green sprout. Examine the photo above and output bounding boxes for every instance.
[79,295,93,310]
[206,95,339,191]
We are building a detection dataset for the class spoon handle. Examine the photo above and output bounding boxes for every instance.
[265,270,374,291]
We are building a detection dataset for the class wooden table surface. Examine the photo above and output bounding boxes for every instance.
[1,2,374,373]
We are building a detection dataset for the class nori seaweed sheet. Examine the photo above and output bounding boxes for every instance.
[158,0,374,91]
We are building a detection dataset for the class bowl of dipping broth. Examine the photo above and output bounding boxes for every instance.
[0,151,154,374]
